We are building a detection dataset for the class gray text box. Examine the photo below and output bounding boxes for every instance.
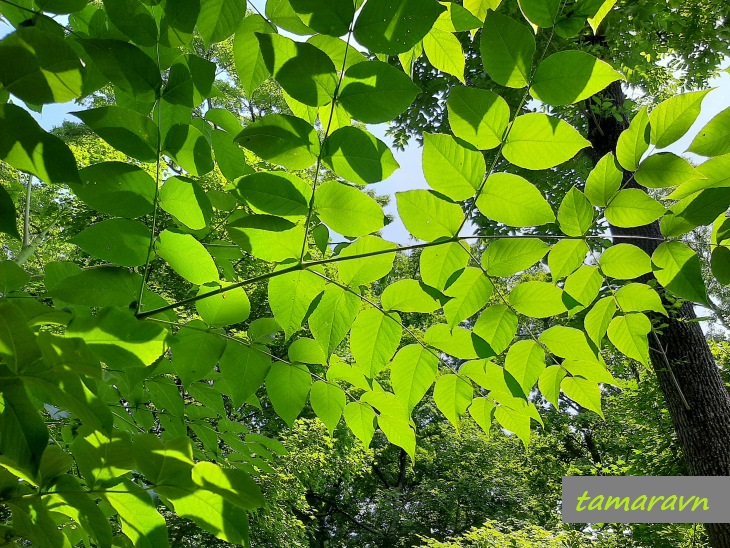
[563,476,730,523]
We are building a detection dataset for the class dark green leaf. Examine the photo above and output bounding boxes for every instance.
[354,0,445,55]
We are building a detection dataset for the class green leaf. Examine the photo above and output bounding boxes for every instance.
[338,60,421,124]
[156,230,219,285]
[615,283,666,315]
[443,267,493,328]
[211,129,252,182]
[288,338,326,365]
[518,0,560,27]
[476,173,556,226]
[81,39,160,102]
[481,238,549,276]
[309,381,346,435]
[424,324,484,360]
[689,106,730,157]
[604,188,666,228]
[539,325,598,362]
[562,359,615,384]
[557,187,593,237]
[160,0,200,48]
[232,171,311,219]
[469,397,496,437]
[446,86,509,151]
[47,267,140,307]
[315,181,385,237]
[494,406,531,447]
[381,280,441,313]
[0,28,84,105]
[256,33,337,107]
[101,478,169,547]
[163,124,214,177]
[72,162,155,218]
[0,379,48,478]
[269,268,325,339]
[480,11,535,88]
[70,430,134,489]
[391,345,439,412]
[373,410,416,459]
[649,89,711,149]
[227,215,305,262]
[504,340,545,394]
[195,283,251,327]
[599,243,652,280]
[170,321,226,385]
[662,188,730,238]
[433,2,482,31]
[668,154,730,199]
[530,51,622,106]
[323,126,399,185]
[196,0,245,46]
[343,402,376,447]
[585,153,622,207]
[46,475,113,547]
[463,0,501,20]
[159,483,250,545]
[0,185,20,241]
[218,343,271,407]
[351,309,401,378]
[547,239,588,280]
[0,104,80,186]
[396,190,463,241]
[607,313,651,366]
[420,241,470,291]
[234,15,276,97]
[266,0,313,34]
[288,0,354,36]
[353,0,445,55]
[309,284,360,355]
[73,106,158,163]
[67,307,168,368]
[308,34,367,71]
[423,28,465,82]
[711,246,730,285]
[586,0,616,32]
[102,0,157,46]
[652,241,708,304]
[159,176,213,231]
[434,374,473,430]
[327,357,370,391]
[422,133,484,201]
[71,219,151,267]
[337,236,396,286]
[584,296,617,346]
[635,152,701,189]
[563,265,603,308]
[561,377,603,416]
[472,305,517,355]
[503,114,591,170]
[191,461,264,511]
[538,365,566,408]
[0,261,29,293]
[163,54,215,108]
[235,113,319,170]
[509,281,567,318]
[616,106,650,172]
[266,362,311,426]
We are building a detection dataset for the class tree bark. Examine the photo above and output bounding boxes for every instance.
[588,81,730,547]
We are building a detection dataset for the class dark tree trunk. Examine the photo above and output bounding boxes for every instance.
[587,81,730,547]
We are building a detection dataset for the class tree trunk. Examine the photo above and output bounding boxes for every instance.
[588,81,730,547]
